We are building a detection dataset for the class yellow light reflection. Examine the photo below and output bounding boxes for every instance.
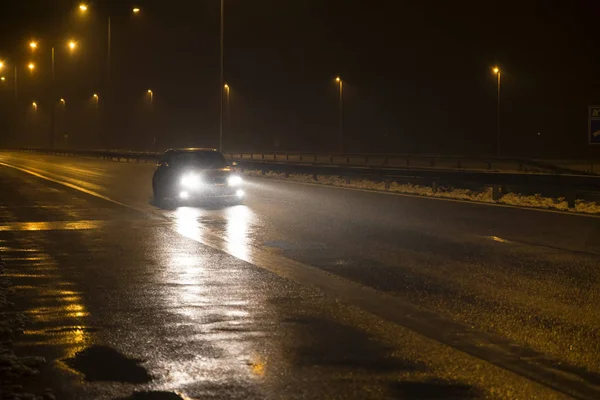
[0,220,102,231]
[248,353,267,377]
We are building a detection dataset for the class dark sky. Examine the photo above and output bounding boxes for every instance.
[0,0,599,158]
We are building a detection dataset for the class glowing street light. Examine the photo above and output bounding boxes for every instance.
[335,76,343,152]
[68,41,77,50]
[133,7,140,13]
[0,61,3,69]
[29,41,37,50]
[79,4,88,12]
[93,93,98,99]
[28,62,35,71]
[1,77,5,82]
[32,102,37,111]
[492,66,501,155]
[60,98,66,105]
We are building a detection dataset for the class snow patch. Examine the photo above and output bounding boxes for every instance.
[243,169,600,215]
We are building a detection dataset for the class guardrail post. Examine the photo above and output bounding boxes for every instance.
[492,185,502,201]
[432,181,438,194]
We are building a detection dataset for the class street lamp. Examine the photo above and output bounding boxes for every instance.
[29,41,37,50]
[0,61,3,69]
[28,62,35,71]
[32,102,37,111]
[60,98,66,105]
[68,41,77,51]
[147,89,153,104]
[78,4,141,151]
[493,66,501,156]
[0,77,5,82]
[335,76,343,153]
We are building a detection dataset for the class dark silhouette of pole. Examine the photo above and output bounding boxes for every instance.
[219,0,224,152]
[494,67,501,156]
[336,77,343,153]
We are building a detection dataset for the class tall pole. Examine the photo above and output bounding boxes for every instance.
[50,47,55,148]
[219,0,224,152]
[496,71,501,156]
[107,16,112,150]
[14,66,17,101]
[339,79,343,153]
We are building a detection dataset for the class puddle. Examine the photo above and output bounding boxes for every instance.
[283,317,424,372]
[64,345,152,383]
[116,391,185,400]
[390,379,481,399]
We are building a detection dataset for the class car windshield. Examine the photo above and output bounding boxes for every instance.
[171,152,227,169]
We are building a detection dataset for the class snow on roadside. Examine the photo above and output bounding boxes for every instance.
[244,170,600,215]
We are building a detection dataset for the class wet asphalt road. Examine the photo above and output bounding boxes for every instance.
[1,152,600,399]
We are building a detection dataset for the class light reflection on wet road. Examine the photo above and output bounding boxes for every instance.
[1,152,599,399]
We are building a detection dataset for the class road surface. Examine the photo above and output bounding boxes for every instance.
[0,151,599,399]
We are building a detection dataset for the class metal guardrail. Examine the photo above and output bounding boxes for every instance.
[11,148,600,208]
[225,151,588,176]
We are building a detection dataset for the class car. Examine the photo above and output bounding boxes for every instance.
[152,148,244,205]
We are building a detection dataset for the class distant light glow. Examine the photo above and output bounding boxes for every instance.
[227,175,242,186]
[0,77,5,82]
[60,98,65,104]
[236,189,245,198]
[79,4,88,12]
[133,7,140,13]
[179,191,189,199]
[29,41,37,50]
[93,93,98,98]
[0,62,4,69]
[68,41,76,50]
[493,67,500,74]
[147,89,152,94]
[335,76,341,82]
[224,83,229,89]
[28,62,35,70]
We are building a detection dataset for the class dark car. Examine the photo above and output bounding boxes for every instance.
[152,148,244,205]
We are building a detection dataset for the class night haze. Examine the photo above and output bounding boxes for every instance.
[4,2,600,400]
[0,0,598,157]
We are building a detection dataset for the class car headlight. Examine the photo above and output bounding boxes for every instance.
[181,174,202,189]
[227,175,242,186]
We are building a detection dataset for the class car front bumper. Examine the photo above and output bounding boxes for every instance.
[178,185,244,200]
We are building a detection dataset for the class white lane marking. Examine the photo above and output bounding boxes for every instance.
[0,161,136,211]
[249,175,600,219]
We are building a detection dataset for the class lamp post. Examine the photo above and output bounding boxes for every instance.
[219,0,224,152]
[78,4,140,150]
[335,76,343,153]
[31,41,77,148]
[493,67,501,156]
